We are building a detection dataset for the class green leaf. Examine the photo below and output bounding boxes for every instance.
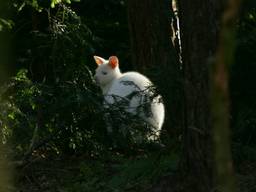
[0,18,15,31]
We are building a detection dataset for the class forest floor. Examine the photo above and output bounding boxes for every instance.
[15,151,256,192]
[17,156,82,192]
[15,149,179,192]
[235,160,256,192]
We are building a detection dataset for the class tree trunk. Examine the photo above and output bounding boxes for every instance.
[211,0,241,191]
[178,0,220,191]
[127,0,184,138]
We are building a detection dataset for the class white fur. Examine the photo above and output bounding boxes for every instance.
[94,56,165,139]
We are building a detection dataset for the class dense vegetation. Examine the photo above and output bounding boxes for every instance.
[0,0,256,191]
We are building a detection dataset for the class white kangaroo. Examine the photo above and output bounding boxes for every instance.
[93,55,165,140]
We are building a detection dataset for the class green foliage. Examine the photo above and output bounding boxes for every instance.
[65,152,178,192]
[0,3,108,156]
[13,4,95,82]
[0,18,14,31]
[12,0,80,12]
[50,0,80,8]
[0,66,106,156]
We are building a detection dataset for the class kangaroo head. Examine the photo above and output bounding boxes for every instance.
[94,55,121,88]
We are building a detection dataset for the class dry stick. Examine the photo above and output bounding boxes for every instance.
[211,0,241,192]
[28,123,39,154]
[21,132,58,166]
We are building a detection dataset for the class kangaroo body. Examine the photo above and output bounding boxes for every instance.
[94,56,165,139]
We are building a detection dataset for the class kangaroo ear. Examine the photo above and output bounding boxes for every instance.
[94,56,106,65]
[108,56,119,69]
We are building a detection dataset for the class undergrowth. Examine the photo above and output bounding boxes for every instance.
[74,153,177,192]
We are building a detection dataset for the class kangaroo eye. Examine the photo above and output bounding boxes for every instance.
[102,71,107,75]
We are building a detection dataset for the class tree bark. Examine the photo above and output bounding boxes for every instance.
[127,0,184,137]
[178,0,220,191]
[211,0,241,191]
